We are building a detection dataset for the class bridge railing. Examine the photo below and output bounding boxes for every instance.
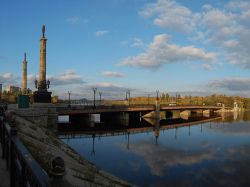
[57,104,157,111]
[0,108,49,187]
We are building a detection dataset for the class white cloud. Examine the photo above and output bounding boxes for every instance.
[0,73,19,86]
[120,34,217,69]
[140,0,195,33]
[2,72,13,79]
[131,38,144,48]
[202,4,213,10]
[102,71,125,78]
[203,63,213,71]
[79,82,131,99]
[27,74,37,82]
[95,30,109,37]
[208,77,250,91]
[201,9,235,30]
[65,16,88,24]
[226,1,250,10]
[139,0,250,70]
[50,70,85,86]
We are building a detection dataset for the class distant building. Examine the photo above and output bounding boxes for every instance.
[216,102,222,107]
[5,85,20,94]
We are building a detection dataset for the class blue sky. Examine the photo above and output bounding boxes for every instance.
[1,0,250,99]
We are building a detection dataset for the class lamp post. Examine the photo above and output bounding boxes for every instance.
[156,90,160,100]
[99,91,102,106]
[67,91,71,108]
[127,90,130,106]
[93,88,97,109]
[125,91,128,100]
[176,93,178,105]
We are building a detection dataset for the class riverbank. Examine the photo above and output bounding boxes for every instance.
[6,110,134,187]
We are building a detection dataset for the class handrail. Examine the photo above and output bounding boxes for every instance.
[12,136,49,187]
[0,109,49,187]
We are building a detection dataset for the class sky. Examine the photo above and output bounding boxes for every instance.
[1,0,250,99]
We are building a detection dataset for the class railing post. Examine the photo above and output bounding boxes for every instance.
[0,118,2,144]
[0,118,5,164]
[10,127,17,187]
[5,133,9,170]
[0,117,3,150]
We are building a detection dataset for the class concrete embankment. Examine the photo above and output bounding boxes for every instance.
[6,110,134,187]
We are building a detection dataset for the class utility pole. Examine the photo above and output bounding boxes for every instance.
[93,88,97,109]
[99,91,102,106]
[68,91,71,108]
[156,90,160,100]
[127,90,131,106]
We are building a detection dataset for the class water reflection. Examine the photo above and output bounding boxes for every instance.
[60,112,250,187]
[119,140,215,177]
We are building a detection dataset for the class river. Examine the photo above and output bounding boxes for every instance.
[60,112,250,187]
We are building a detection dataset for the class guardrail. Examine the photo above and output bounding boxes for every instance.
[0,107,49,187]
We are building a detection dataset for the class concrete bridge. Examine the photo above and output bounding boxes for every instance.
[57,105,228,115]
[57,104,229,125]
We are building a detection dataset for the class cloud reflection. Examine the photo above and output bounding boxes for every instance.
[119,140,250,186]
[120,140,214,177]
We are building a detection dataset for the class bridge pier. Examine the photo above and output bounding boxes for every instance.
[180,110,191,120]
[203,109,215,117]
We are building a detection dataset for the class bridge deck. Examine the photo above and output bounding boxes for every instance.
[0,145,10,187]
[58,105,227,115]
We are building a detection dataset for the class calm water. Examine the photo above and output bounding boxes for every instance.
[60,112,250,187]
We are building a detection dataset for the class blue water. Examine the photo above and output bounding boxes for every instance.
[61,113,250,187]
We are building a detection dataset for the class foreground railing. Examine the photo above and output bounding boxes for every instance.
[0,108,49,187]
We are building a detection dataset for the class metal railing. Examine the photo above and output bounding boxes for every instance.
[0,106,49,187]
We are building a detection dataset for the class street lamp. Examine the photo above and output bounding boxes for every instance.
[93,88,97,109]
[67,91,71,108]
[99,91,102,106]
[176,93,178,105]
[156,90,160,100]
[127,90,131,106]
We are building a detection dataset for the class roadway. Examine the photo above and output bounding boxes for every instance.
[57,105,227,115]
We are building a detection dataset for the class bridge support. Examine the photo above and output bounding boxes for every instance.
[203,109,214,117]
[143,100,161,119]
[180,110,191,120]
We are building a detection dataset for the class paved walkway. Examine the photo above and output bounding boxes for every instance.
[0,145,10,187]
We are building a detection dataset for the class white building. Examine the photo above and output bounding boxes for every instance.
[5,85,20,94]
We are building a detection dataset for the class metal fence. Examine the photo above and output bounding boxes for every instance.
[0,106,49,187]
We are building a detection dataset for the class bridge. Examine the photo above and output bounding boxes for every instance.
[57,104,228,115]
[56,104,229,125]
